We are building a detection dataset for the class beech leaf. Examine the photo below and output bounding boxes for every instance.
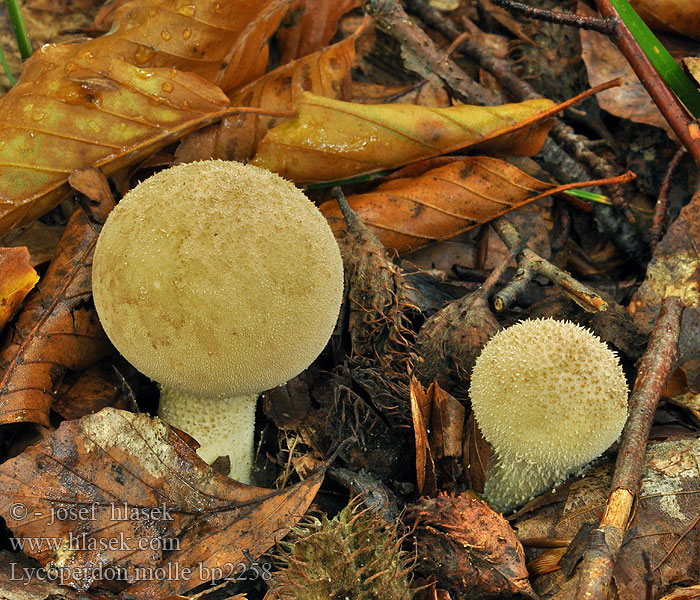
[319,157,635,254]
[0,170,115,427]
[177,27,360,162]
[250,92,557,183]
[0,408,324,596]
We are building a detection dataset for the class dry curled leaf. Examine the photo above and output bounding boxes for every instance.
[411,377,437,497]
[251,92,557,183]
[0,247,39,332]
[320,157,632,254]
[0,178,114,427]
[0,408,324,597]
[630,0,700,41]
[407,494,536,600]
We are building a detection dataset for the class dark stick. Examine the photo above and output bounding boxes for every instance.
[491,217,608,312]
[649,148,686,252]
[490,0,614,34]
[575,296,684,600]
[364,0,499,106]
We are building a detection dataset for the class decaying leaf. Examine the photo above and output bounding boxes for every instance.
[0,550,92,599]
[0,247,39,332]
[0,408,324,596]
[177,26,359,162]
[411,377,437,497]
[514,438,700,600]
[578,1,672,135]
[630,0,700,41]
[52,359,128,421]
[276,0,362,63]
[98,0,293,92]
[628,189,700,384]
[407,494,536,599]
[251,92,557,183]
[0,0,300,235]
[0,174,114,427]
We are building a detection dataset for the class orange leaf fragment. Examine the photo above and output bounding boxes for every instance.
[0,247,39,332]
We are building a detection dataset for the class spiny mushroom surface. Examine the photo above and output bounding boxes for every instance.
[469,318,629,513]
[92,160,344,482]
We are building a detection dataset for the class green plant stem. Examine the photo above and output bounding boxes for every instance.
[0,45,16,85]
[4,0,32,60]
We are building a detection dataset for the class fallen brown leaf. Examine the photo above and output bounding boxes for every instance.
[177,24,361,163]
[514,438,700,600]
[0,247,39,332]
[578,1,673,135]
[0,171,114,427]
[319,156,634,254]
[630,0,700,41]
[411,377,437,497]
[407,494,536,599]
[0,408,324,597]
[276,0,362,63]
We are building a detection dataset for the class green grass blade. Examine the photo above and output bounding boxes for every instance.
[0,45,16,86]
[564,189,612,205]
[609,0,700,118]
[4,0,32,60]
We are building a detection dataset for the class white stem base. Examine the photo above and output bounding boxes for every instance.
[158,387,257,484]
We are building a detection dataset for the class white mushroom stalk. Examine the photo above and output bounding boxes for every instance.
[92,160,344,483]
[469,318,629,513]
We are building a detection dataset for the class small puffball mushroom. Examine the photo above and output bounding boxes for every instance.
[469,318,629,513]
[92,160,344,483]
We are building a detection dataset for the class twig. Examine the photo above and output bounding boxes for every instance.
[363,0,498,106]
[575,296,684,600]
[650,148,686,252]
[404,0,648,265]
[490,0,615,34]
[491,217,608,312]
[592,0,700,167]
[493,254,534,312]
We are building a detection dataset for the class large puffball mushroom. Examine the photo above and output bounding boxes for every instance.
[469,318,629,514]
[92,160,344,483]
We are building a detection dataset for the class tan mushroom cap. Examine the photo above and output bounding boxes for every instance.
[93,160,344,397]
[469,318,629,511]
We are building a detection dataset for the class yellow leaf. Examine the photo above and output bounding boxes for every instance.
[251,92,556,183]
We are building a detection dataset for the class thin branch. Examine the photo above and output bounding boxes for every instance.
[489,0,615,34]
[364,0,499,106]
[650,148,686,252]
[491,217,608,312]
[575,296,684,600]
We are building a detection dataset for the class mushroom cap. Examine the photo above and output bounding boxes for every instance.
[93,160,344,397]
[470,318,628,474]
